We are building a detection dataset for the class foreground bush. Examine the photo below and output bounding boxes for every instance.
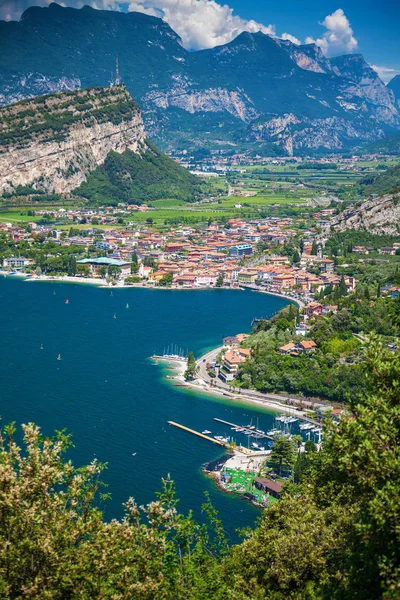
[0,337,399,598]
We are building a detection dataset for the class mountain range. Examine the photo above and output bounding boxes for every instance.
[1,3,400,155]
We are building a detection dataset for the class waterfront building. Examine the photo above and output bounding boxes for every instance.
[77,257,131,278]
[219,349,247,382]
[238,269,258,284]
[254,478,283,499]
[3,257,33,269]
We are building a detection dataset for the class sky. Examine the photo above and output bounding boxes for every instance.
[1,0,399,82]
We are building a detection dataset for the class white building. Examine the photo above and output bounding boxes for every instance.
[3,257,33,269]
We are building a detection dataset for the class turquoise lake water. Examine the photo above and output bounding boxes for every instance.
[0,276,289,540]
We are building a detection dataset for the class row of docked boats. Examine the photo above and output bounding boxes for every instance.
[276,415,298,424]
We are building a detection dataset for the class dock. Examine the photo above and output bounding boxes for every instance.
[213,418,274,441]
[168,421,225,446]
[151,355,187,363]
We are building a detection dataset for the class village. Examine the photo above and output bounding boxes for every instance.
[1,207,364,296]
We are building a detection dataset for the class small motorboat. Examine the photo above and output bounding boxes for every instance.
[202,430,212,435]
[214,435,229,443]
[57,354,61,361]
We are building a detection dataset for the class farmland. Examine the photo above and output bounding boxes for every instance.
[0,158,391,227]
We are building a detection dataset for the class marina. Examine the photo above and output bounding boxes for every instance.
[213,417,274,441]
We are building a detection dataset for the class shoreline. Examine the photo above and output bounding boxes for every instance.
[2,272,307,307]
[4,271,314,416]
[154,356,319,418]
[256,289,305,309]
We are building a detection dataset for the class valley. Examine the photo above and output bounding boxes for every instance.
[0,4,399,598]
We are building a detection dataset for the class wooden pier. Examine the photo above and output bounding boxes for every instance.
[168,421,225,446]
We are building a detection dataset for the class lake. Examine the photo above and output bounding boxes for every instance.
[0,276,289,540]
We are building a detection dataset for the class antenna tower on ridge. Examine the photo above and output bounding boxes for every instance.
[115,54,120,86]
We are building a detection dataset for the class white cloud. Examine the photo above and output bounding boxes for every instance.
[281,32,301,46]
[370,64,400,84]
[305,8,358,57]
[127,0,275,50]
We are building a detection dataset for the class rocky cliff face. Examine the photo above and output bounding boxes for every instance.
[320,193,400,240]
[0,86,146,195]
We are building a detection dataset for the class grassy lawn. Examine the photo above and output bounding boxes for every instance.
[223,468,278,506]
[0,211,42,222]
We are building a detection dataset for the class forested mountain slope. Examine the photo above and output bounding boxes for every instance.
[0,3,399,154]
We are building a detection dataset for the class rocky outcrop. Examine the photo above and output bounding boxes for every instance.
[0,86,146,195]
[320,194,400,239]
[0,72,81,106]
[331,55,399,127]
[247,114,385,152]
[147,87,259,122]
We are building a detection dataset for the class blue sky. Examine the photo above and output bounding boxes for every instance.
[227,0,400,78]
[1,0,399,81]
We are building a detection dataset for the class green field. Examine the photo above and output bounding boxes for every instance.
[0,211,42,222]
[222,468,278,506]
[1,158,388,226]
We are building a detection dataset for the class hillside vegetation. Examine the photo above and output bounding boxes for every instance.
[1,4,399,153]
[0,86,139,148]
[75,140,205,205]
[360,162,400,196]
[0,337,399,598]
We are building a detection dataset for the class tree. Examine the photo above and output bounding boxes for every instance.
[331,309,351,333]
[77,264,90,277]
[0,424,228,599]
[269,433,296,476]
[143,255,156,268]
[67,255,77,276]
[292,250,300,265]
[125,275,141,284]
[108,266,122,280]
[226,337,400,599]
[288,303,295,322]
[184,352,198,381]
[311,240,318,255]
[305,439,317,453]
[158,272,173,287]
[338,275,348,297]
[216,274,224,287]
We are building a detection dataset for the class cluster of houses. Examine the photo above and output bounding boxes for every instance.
[279,340,317,356]
[0,214,360,301]
[353,243,400,256]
